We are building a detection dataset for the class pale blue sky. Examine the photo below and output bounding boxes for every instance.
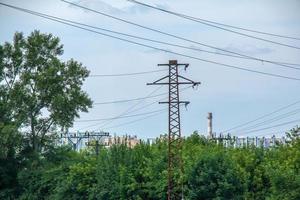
[1,0,300,139]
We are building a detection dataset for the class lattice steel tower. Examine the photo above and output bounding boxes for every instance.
[147,60,200,200]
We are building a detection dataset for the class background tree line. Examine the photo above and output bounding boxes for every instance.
[1,31,299,200]
[1,131,299,200]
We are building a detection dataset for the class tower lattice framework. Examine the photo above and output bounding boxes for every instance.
[147,60,200,200]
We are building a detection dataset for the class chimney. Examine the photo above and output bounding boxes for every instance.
[207,112,213,138]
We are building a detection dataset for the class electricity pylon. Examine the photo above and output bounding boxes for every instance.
[147,60,200,200]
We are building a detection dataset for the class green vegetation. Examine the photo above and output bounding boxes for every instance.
[1,131,299,200]
[1,31,300,199]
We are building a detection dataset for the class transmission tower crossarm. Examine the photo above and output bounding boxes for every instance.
[158,63,189,66]
[178,75,201,84]
[158,61,190,71]
[147,82,200,85]
[159,101,190,104]
[146,75,169,85]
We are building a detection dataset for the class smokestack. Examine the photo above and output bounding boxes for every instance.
[207,112,213,138]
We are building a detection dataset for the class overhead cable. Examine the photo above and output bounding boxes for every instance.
[242,119,300,134]
[2,2,300,81]
[89,85,191,131]
[75,108,166,122]
[234,108,300,133]
[91,85,164,131]
[221,99,300,133]
[60,0,300,68]
[93,91,168,105]
[128,0,300,46]
[103,110,166,130]
[89,69,167,77]
[23,2,300,70]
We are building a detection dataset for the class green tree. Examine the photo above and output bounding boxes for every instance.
[0,30,92,152]
[16,146,81,200]
[235,148,271,199]
[265,127,300,200]
[187,149,245,200]
[0,76,22,199]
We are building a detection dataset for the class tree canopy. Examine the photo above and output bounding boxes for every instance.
[0,30,92,152]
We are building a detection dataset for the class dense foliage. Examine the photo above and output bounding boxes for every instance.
[1,31,300,199]
[0,131,299,200]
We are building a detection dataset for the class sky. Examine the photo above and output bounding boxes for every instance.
[1,0,300,139]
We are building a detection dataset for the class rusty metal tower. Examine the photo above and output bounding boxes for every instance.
[147,60,200,200]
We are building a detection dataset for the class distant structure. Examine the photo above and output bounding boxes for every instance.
[211,133,287,148]
[146,137,157,145]
[59,132,140,152]
[59,131,109,154]
[204,112,287,148]
[103,134,140,148]
[207,112,213,138]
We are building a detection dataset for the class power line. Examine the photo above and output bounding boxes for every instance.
[104,102,197,131]
[90,85,191,131]
[16,2,297,70]
[61,0,300,68]
[6,2,299,70]
[103,109,166,130]
[128,0,300,44]
[27,6,300,70]
[79,85,168,130]
[279,62,300,67]
[92,85,164,131]
[2,2,300,81]
[186,17,300,41]
[221,100,300,133]
[79,98,161,130]
[129,97,164,113]
[79,99,164,130]
[89,69,167,77]
[234,108,300,133]
[75,108,166,122]
[81,83,189,131]
[127,0,300,41]
[93,91,168,105]
[25,5,300,70]
[242,119,300,134]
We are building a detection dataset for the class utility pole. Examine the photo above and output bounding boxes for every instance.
[147,60,200,200]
